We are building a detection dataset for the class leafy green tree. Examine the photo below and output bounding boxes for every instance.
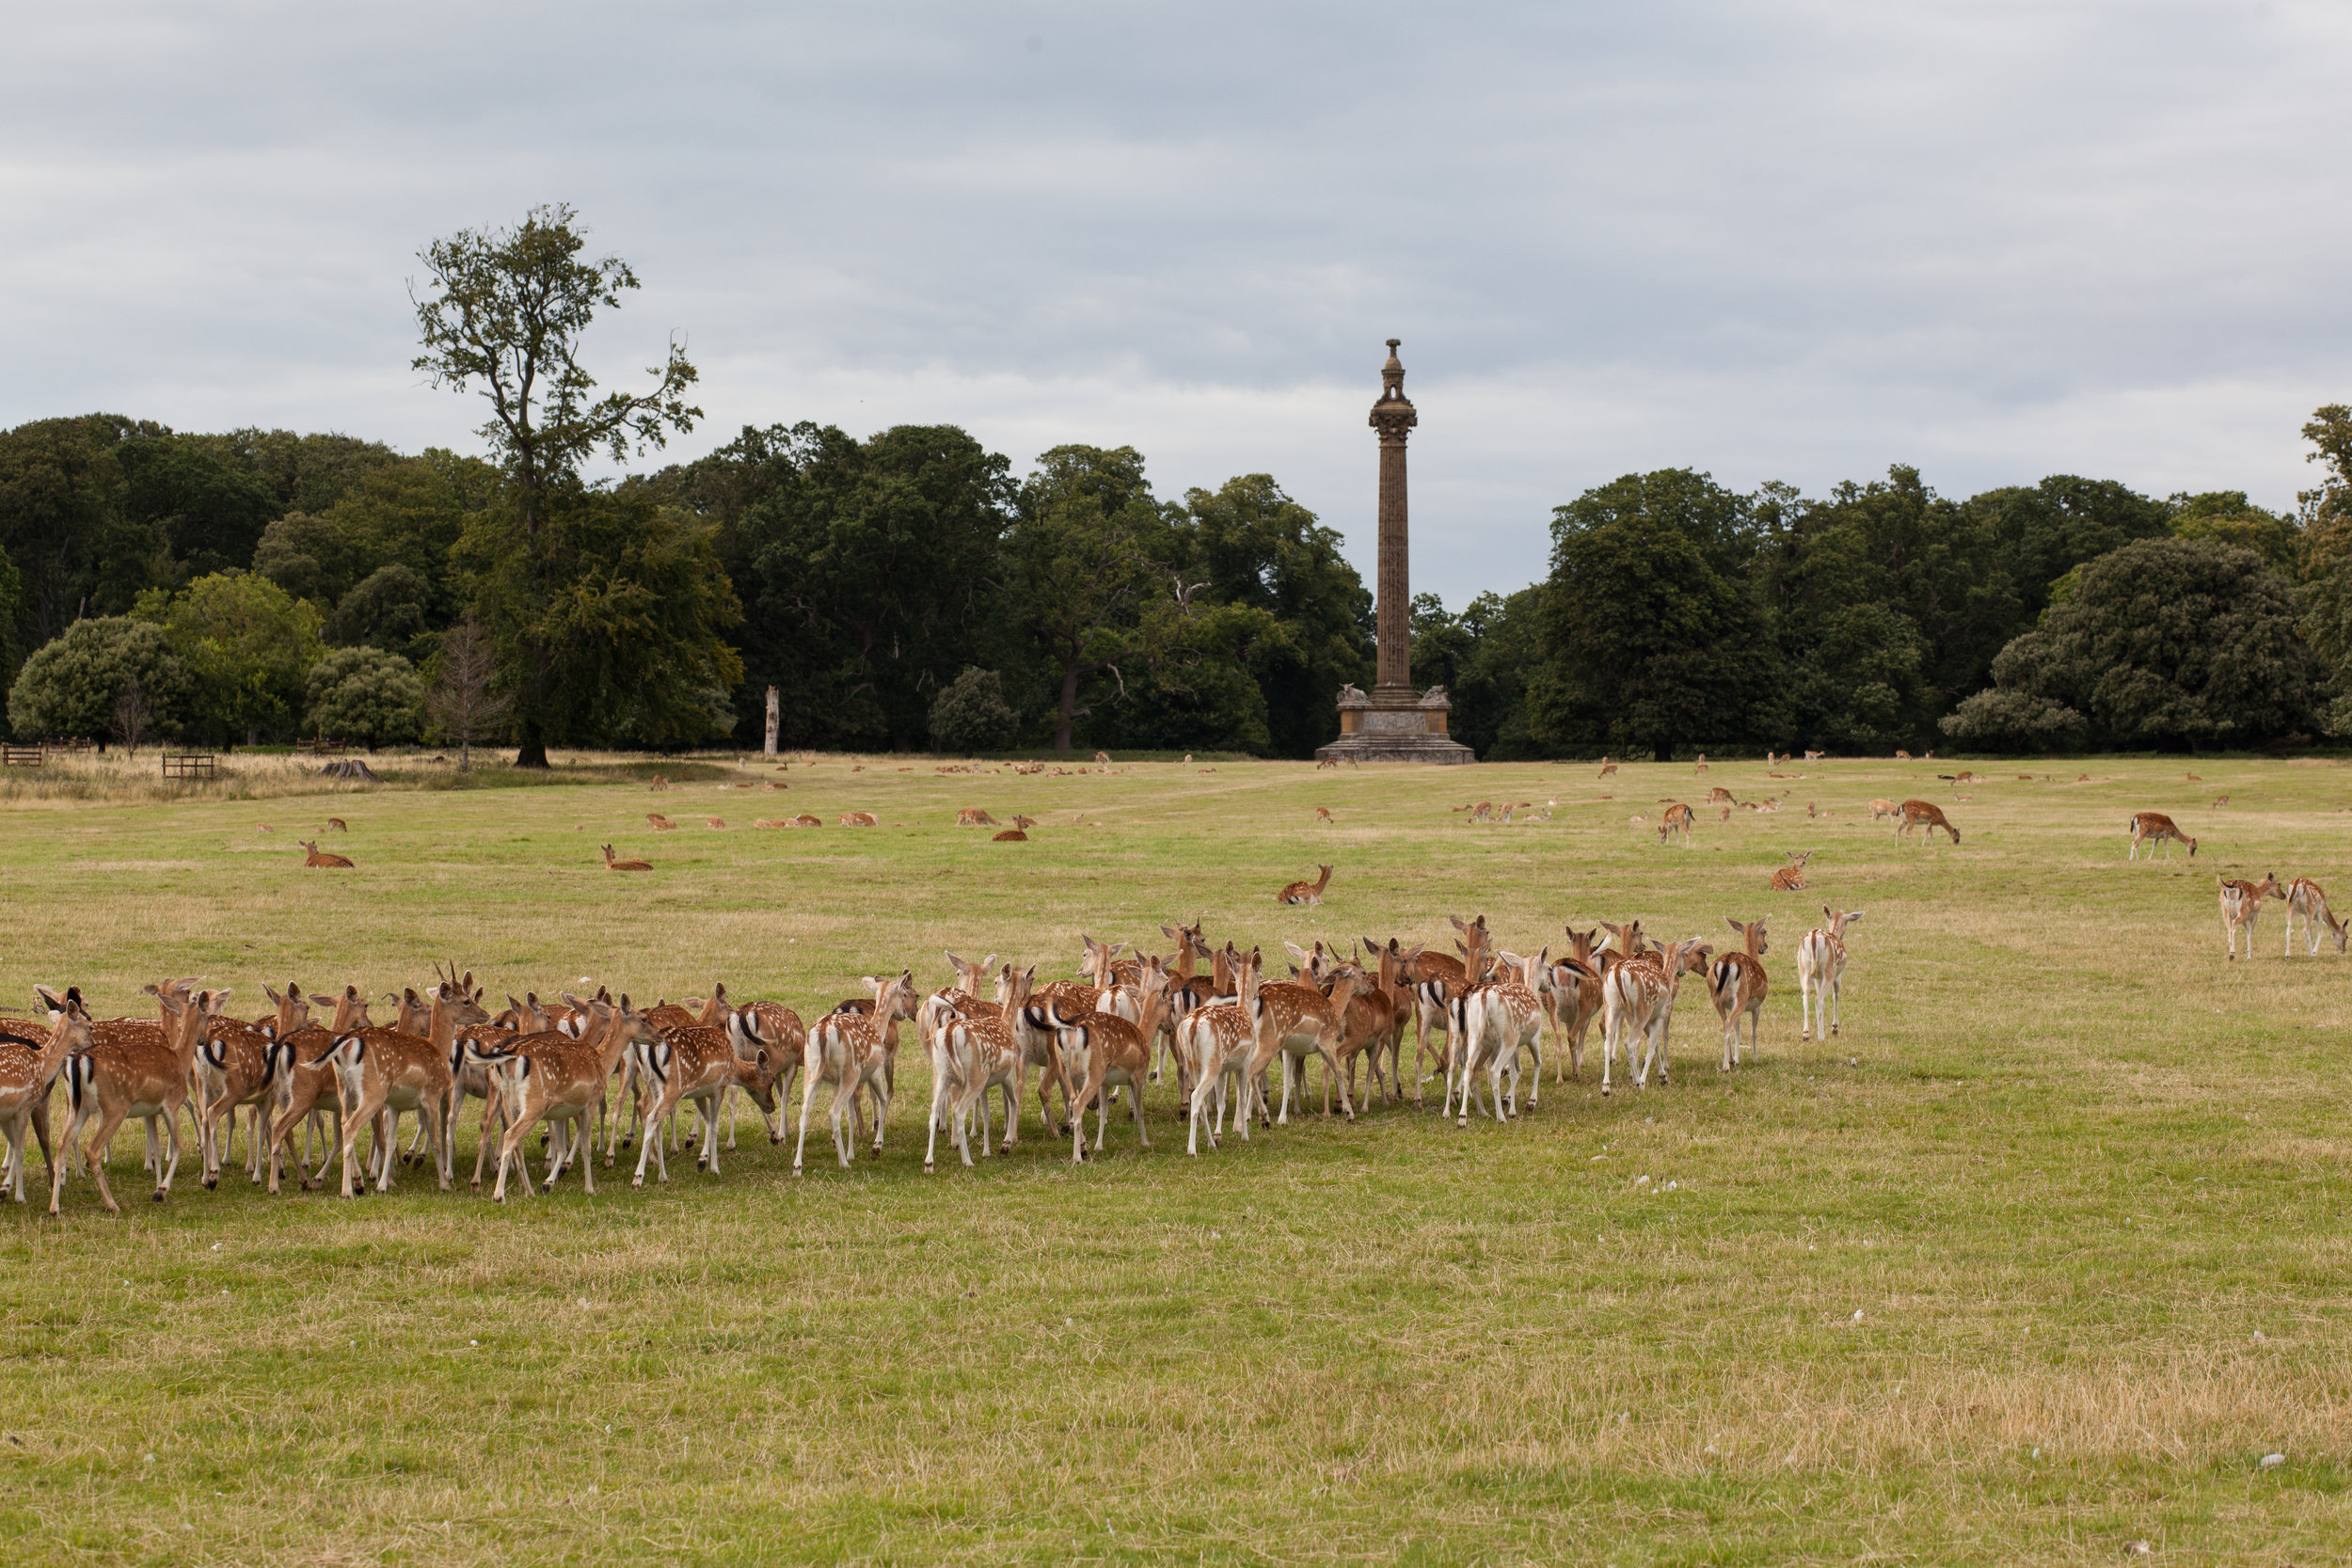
[412,203,701,766]
[8,616,192,742]
[1944,538,2313,750]
[927,667,1019,753]
[328,564,436,655]
[185,428,403,516]
[0,415,173,641]
[1006,446,1177,752]
[1524,470,1778,760]
[1407,590,1545,758]
[136,573,325,746]
[2169,491,2301,577]
[115,434,281,579]
[304,646,426,750]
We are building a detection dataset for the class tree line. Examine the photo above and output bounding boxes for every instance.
[0,205,2344,761]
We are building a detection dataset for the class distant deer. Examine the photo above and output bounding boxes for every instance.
[786,814,822,828]
[1804,750,1824,762]
[839,812,880,827]
[1770,849,1812,891]
[993,829,1027,842]
[957,808,997,827]
[2212,795,2230,808]
[2219,874,2284,959]
[1315,807,1334,825]
[1657,803,1695,845]
[707,816,726,830]
[1277,864,1333,906]
[602,844,652,872]
[647,813,676,831]
[1895,749,1912,761]
[1011,815,1037,830]
[299,839,353,869]
[1896,800,1960,845]
[325,817,347,832]
[1867,799,1900,822]
[1597,757,1617,778]
[1708,785,1733,803]
[2127,812,2195,860]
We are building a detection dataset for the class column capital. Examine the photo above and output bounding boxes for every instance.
[1369,338,1417,444]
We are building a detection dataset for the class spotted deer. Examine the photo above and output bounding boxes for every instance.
[1599,939,1708,1093]
[1770,849,1812,892]
[194,1011,278,1189]
[1798,908,1863,1039]
[322,975,490,1196]
[926,965,1033,1171]
[1277,863,1333,905]
[471,993,660,1201]
[647,813,676,831]
[1447,952,1545,1124]
[1251,955,1364,1127]
[263,984,377,1194]
[1897,800,1960,845]
[51,983,229,1214]
[2284,878,2349,957]
[0,987,84,1203]
[796,973,915,1174]
[629,1011,765,1187]
[1178,946,1266,1155]
[2127,812,2196,861]
[1708,917,1769,1069]
[1657,803,1695,845]
[299,839,353,869]
[1057,959,1176,1160]
[1867,799,1900,822]
[1545,929,1605,1083]
[2218,874,2284,960]
[1404,915,1489,1103]
[956,808,997,826]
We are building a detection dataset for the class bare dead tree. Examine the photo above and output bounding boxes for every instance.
[109,677,151,758]
[425,615,512,772]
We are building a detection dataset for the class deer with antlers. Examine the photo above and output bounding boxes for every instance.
[1897,800,1960,845]
[2284,878,2349,957]
[2127,812,2196,861]
[2219,874,2284,959]
[1798,909,1863,1039]
[1277,863,1333,905]
[1770,849,1812,892]
[1708,918,1770,1070]
[299,839,353,869]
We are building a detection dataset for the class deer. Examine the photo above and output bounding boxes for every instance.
[2219,874,2285,959]
[1708,785,1734,804]
[840,811,880,828]
[471,993,660,1201]
[1446,951,1545,1125]
[194,1010,279,1189]
[1277,863,1333,905]
[796,973,915,1174]
[0,987,84,1203]
[1867,799,1899,822]
[926,965,1033,1171]
[1179,947,1265,1155]
[1804,749,1824,762]
[1403,914,1489,1103]
[992,829,1027,841]
[1597,757,1617,777]
[1771,849,1812,892]
[1057,959,1177,1160]
[647,813,677,831]
[322,974,490,1196]
[1798,909,1863,1039]
[2127,812,2196,861]
[957,808,997,826]
[1708,917,1769,1070]
[2284,878,2349,957]
[628,1007,757,1187]
[706,816,726,830]
[1598,939,1708,1094]
[1657,803,1695,845]
[602,844,652,871]
[51,982,229,1214]
[1896,799,1960,845]
[299,839,353,869]
[1544,929,1605,1083]
[918,952,1009,1137]
[1327,938,1410,1106]
[262,985,388,1194]
[1248,953,1364,1127]
[1315,807,1334,825]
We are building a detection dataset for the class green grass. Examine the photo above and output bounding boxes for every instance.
[1,751,2347,1563]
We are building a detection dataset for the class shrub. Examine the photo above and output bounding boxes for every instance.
[304,646,426,751]
[928,668,1019,754]
[8,618,193,742]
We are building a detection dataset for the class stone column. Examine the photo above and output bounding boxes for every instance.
[1369,339,1418,702]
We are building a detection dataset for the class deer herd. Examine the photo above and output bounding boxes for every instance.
[1,899,1875,1214]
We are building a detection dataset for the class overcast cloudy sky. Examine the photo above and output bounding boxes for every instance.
[5,2,2346,604]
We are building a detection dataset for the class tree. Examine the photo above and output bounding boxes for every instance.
[8,617,191,742]
[136,573,325,747]
[110,675,151,756]
[304,647,425,751]
[425,612,511,771]
[1409,590,1545,757]
[2169,491,2301,577]
[411,203,701,766]
[928,667,1019,753]
[1943,538,2314,750]
[0,415,171,645]
[1524,470,1778,760]
[1006,446,1176,752]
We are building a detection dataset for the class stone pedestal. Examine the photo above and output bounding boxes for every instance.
[1316,685,1475,765]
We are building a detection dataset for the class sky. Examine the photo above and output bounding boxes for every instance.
[4,1,2348,606]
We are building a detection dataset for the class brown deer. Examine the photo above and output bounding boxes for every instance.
[2284,878,2349,957]
[796,973,915,1174]
[1249,956,1365,1127]
[1867,799,1900,822]
[194,1012,279,1189]
[326,817,347,832]
[1011,815,1038,830]
[840,811,880,828]
[0,987,85,1202]
[1597,757,1617,777]
[1277,863,1333,905]
[299,839,353,869]
[1315,807,1334,825]
[51,983,229,1214]
[1657,803,1695,845]
[1179,947,1265,1154]
[925,964,1031,1171]
[323,974,489,1196]
[647,813,677,831]
[602,844,652,871]
[1545,930,1605,1083]
[1404,914,1490,1102]
[1896,799,1960,845]
[706,816,726,830]
[2127,812,2196,860]
[1599,938,1708,1094]
[2219,874,2284,959]
[1057,960,1176,1160]
[1446,952,1545,1124]
[993,829,1027,841]
[1708,918,1769,1069]
[1770,849,1812,892]
[957,808,997,826]
[785,814,822,827]
[1798,909,1863,1038]
[629,1013,758,1187]
[469,993,660,1200]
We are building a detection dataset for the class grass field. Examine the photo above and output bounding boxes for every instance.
[1,748,2347,1564]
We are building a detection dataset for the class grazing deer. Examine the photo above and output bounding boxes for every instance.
[602,844,652,871]
[647,813,676,831]
[1657,803,1695,845]
[1771,849,1812,892]
[1895,749,1912,760]
[472,993,660,1200]
[1179,947,1265,1154]
[1598,939,1707,1094]
[796,973,915,1174]
[1277,863,1333,905]
[0,987,84,1203]
[2127,812,2196,861]
[1598,757,1617,777]
[1798,909,1863,1039]
[2218,874,2285,959]
[2284,878,2349,957]
[299,839,353,869]
[840,811,880,828]
[1896,800,1960,845]
[1315,807,1334,825]
[326,817,347,832]
[1708,785,1734,804]
[957,808,997,826]
[1867,799,1899,822]
[992,829,1027,841]
[2212,795,2230,808]
[1804,749,1824,762]
[1708,918,1769,1069]
[52,983,228,1214]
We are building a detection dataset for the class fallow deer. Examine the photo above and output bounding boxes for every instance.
[1599,939,1708,1094]
[1011,815,1038,830]
[1771,849,1812,892]
[1277,864,1333,905]
[326,816,347,832]
[2284,878,2349,957]
[1867,799,1900,822]
[2219,874,2284,959]
[2127,812,2196,860]
[840,811,880,828]
[52,983,228,1214]
[784,814,822,828]
[300,839,353,869]
[0,987,83,1202]
[1250,955,1363,1127]
[1798,909,1863,1039]
[602,844,652,871]
[1657,803,1695,845]
[957,808,997,826]
[706,816,726,830]
[926,965,1033,1171]
[796,972,915,1174]
[992,829,1027,841]
[1598,757,1617,777]
[1315,807,1334,825]
[1179,946,1264,1154]
[1057,959,1176,1159]
[195,1012,278,1188]
[1545,930,1605,1083]
[1404,914,1489,1103]
[1897,800,1960,845]
[1708,917,1769,1069]
[1447,952,1545,1124]
[472,993,660,1200]
[323,975,489,1196]
[647,813,677,830]
[629,1012,763,1187]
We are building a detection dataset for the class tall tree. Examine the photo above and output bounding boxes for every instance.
[411,203,702,766]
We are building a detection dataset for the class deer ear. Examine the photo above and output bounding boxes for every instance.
[1726,917,1744,934]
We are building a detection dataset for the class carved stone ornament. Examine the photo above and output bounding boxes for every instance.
[1417,686,1453,709]
[1335,683,1372,709]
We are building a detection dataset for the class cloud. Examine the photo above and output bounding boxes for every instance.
[3,1,2348,605]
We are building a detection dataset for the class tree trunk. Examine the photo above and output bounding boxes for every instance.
[516,718,549,769]
[1054,661,1080,753]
